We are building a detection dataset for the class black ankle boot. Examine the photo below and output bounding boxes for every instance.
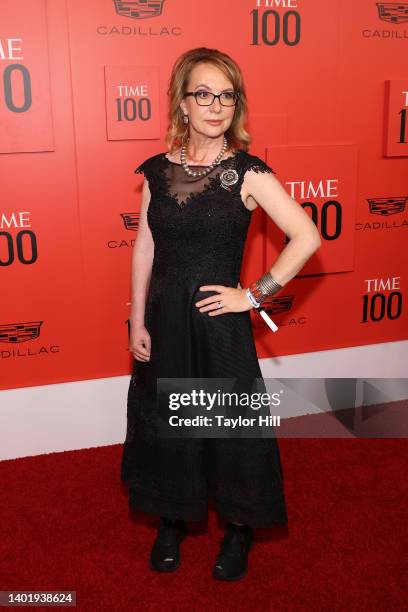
[149,516,188,572]
[212,521,254,581]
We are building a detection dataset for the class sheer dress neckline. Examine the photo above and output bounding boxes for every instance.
[163,150,241,167]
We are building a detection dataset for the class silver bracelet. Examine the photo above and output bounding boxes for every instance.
[248,272,282,308]
[257,271,282,297]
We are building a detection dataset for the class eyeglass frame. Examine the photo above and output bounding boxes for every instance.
[183,91,241,107]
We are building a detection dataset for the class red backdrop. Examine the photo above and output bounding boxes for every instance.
[1,0,407,390]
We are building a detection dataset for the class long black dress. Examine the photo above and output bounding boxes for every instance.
[120,149,288,528]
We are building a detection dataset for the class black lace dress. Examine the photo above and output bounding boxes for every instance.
[120,149,288,528]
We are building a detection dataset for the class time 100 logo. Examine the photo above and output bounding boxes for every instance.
[250,6,301,46]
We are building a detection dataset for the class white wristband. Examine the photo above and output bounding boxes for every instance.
[245,288,261,308]
[245,288,279,332]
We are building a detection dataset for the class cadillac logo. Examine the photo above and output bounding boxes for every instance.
[367,197,407,216]
[258,295,295,315]
[220,169,239,191]
[376,3,408,24]
[113,0,166,20]
[121,212,140,230]
[0,322,43,343]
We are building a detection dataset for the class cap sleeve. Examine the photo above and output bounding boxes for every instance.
[244,154,276,176]
[134,157,153,179]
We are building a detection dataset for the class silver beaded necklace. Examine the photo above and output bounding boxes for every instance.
[180,136,228,178]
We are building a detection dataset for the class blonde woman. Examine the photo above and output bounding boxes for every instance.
[121,47,321,581]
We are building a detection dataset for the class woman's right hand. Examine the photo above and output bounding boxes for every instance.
[129,324,151,362]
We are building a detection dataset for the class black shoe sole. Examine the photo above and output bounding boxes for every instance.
[149,529,187,573]
[212,537,254,581]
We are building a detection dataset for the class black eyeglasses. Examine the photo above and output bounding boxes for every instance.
[183,91,240,107]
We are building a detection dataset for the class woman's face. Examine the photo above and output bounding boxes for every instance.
[179,62,236,142]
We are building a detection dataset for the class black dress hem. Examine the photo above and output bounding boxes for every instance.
[126,481,288,529]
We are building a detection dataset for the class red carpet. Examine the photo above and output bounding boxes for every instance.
[1,439,406,610]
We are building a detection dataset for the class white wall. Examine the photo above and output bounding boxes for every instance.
[1,340,407,461]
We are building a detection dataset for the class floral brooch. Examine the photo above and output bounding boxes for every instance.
[219,168,239,191]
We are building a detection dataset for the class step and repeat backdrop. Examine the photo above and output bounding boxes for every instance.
[1,0,407,389]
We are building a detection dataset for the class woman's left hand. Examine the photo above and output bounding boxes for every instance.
[195,284,253,316]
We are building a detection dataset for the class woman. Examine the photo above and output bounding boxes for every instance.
[121,47,321,581]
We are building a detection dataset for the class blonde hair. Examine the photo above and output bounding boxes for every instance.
[165,47,251,155]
